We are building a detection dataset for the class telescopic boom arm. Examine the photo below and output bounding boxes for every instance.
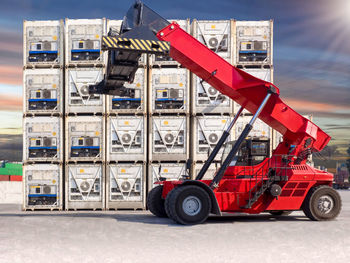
[91,1,331,163]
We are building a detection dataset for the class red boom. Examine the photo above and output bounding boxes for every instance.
[157,23,330,154]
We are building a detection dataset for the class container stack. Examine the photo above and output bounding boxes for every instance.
[148,20,191,190]
[234,20,274,153]
[23,20,64,210]
[64,19,106,210]
[190,20,235,179]
[105,20,147,210]
[22,18,277,210]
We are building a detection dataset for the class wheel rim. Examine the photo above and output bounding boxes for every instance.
[182,196,202,216]
[317,195,334,214]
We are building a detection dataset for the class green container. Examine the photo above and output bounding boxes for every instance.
[0,162,22,176]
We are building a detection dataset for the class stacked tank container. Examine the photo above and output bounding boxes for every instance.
[190,20,235,179]
[148,20,191,191]
[23,20,64,210]
[105,20,147,210]
[64,19,106,210]
[22,18,276,211]
[233,20,274,154]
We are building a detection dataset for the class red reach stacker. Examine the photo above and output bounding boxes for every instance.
[89,1,342,224]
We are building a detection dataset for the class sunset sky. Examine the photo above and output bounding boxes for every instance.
[0,0,349,159]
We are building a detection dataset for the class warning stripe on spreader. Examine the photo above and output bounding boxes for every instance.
[102,36,170,53]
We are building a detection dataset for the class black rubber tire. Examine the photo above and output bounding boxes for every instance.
[269,211,292,216]
[147,185,167,218]
[302,185,342,221]
[165,185,211,225]
[164,187,177,219]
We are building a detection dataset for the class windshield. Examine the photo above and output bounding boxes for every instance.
[220,139,268,167]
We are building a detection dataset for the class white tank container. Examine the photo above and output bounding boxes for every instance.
[65,67,105,114]
[150,19,190,67]
[23,116,63,162]
[235,20,273,66]
[65,18,106,66]
[148,162,188,190]
[192,161,220,180]
[149,68,190,114]
[23,163,63,210]
[192,19,235,63]
[191,75,234,115]
[23,20,64,67]
[107,115,147,162]
[65,163,105,210]
[23,68,63,114]
[233,67,274,114]
[192,115,233,162]
[106,19,147,66]
[106,163,146,209]
[106,67,147,114]
[65,116,104,162]
[149,116,189,161]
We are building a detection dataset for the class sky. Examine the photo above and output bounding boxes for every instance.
[0,0,349,161]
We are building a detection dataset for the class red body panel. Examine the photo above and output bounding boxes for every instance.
[157,23,330,153]
[161,163,333,213]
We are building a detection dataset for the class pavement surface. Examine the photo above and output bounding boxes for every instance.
[0,190,349,263]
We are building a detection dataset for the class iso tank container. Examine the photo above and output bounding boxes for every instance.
[107,115,147,162]
[65,19,106,66]
[106,19,147,66]
[23,116,63,162]
[191,161,220,180]
[235,20,273,65]
[233,67,274,114]
[106,163,146,210]
[23,164,63,210]
[65,164,105,210]
[149,116,189,161]
[150,19,190,67]
[65,67,105,114]
[23,20,64,67]
[192,19,235,63]
[192,115,233,162]
[107,67,147,114]
[191,75,234,114]
[65,116,104,162]
[149,68,190,114]
[23,68,63,114]
[148,162,188,190]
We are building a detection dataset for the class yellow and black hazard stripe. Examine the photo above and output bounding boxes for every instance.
[102,36,170,54]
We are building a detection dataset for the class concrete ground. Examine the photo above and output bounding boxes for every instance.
[0,191,349,263]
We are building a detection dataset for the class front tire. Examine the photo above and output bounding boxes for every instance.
[165,185,211,225]
[147,185,167,218]
[302,185,341,221]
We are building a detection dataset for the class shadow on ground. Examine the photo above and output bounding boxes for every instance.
[0,208,310,226]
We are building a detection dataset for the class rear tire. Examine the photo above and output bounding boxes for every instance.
[302,185,341,221]
[165,185,211,225]
[147,185,167,218]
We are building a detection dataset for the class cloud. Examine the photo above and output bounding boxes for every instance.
[0,94,22,111]
[283,98,350,114]
[0,65,22,85]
